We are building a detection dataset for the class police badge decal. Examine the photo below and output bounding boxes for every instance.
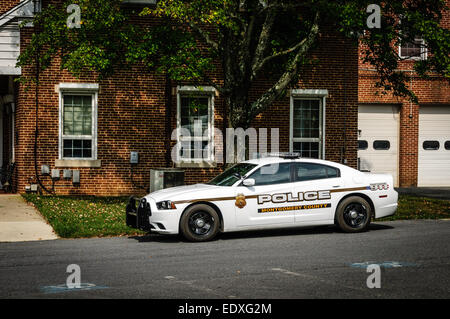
[235,193,247,209]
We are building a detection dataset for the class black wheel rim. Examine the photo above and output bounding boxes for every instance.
[188,211,215,237]
[343,202,368,228]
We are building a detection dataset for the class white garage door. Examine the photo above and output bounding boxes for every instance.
[418,106,450,187]
[358,105,399,186]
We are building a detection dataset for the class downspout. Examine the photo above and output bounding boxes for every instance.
[342,41,348,165]
[165,73,172,167]
[8,76,15,164]
[32,0,53,194]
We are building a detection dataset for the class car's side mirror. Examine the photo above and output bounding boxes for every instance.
[242,178,255,187]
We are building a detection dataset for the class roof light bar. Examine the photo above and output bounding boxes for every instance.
[259,152,301,159]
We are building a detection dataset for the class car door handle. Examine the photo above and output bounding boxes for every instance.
[332,185,341,188]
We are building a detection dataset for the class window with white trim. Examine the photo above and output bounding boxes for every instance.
[59,84,98,160]
[399,37,427,60]
[290,90,326,159]
[176,86,214,163]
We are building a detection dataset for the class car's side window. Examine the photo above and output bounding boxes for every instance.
[295,163,340,182]
[249,163,292,186]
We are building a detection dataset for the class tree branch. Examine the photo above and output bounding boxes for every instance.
[251,5,277,80]
[252,36,309,81]
[248,12,320,121]
[187,21,219,52]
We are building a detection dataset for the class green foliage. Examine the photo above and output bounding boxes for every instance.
[17,0,450,126]
[379,195,450,221]
[18,0,135,80]
[22,194,145,238]
[17,0,213,82]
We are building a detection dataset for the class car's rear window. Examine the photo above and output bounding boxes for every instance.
[295,163,340,182]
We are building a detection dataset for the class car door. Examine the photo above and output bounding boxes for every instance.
[291,162,342,222]
[235,162,295,227]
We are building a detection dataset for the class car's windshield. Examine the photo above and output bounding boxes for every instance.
[207,163,258,186]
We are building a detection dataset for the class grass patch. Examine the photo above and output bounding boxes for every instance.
[22,194,146,238]
[22,193,450,238]
[379,195,450,221]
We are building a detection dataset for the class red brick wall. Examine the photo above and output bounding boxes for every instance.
[14,9,358,195]
[358,1,450,187]
[0,0,20,14]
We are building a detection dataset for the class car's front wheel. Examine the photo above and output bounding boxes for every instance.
[180,204,220,242]
[335,196,372,233]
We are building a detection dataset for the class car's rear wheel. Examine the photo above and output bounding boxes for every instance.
[180,204,220,242]
[335,196,372,233]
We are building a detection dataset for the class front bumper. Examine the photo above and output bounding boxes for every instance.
[126,196,152,232]
[125,196,181,234]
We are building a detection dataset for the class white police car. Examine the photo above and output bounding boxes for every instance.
[126,154,397,242]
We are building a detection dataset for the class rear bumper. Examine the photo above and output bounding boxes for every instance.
[374,190,398,219]
[375,202,398,218]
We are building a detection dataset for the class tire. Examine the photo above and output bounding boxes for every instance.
[335,196,372,233]
[180,204,220,242]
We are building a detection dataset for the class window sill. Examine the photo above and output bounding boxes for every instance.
[175,161,217,168]
[55,159,101,168]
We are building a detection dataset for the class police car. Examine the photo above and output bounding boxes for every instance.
[126,154,398,242]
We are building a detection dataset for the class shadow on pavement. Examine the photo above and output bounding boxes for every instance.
[128,234,182,243]
[127,223,394,243]
[218,223,394,241]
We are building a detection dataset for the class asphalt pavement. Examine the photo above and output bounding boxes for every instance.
[0,220,449,299]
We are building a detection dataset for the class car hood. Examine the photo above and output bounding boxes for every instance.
[147,183,230,202]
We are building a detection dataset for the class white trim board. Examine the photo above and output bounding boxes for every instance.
[58,83,99,161]
[289,89,328,159]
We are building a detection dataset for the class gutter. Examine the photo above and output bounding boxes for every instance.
[0,0,40,28]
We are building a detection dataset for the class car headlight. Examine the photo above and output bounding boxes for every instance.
[156,200,177,210]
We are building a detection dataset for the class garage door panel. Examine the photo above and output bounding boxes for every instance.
[358,105,399,186]
[418,106,450,187]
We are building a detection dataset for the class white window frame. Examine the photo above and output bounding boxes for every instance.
[289,89,328,159]
[58,83,98,161]
[176,86,215,165]
[399,37,427,61]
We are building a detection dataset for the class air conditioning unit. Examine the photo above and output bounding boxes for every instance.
[150,168,185,193]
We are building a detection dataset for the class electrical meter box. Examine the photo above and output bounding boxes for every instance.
[63,169,72,179]
[72,170,80,184]
[41,165,50,175]
[150,168,185,193]
[130,151,139,164]
[51,169,60,180]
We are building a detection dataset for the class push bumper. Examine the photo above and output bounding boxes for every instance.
[126,196,152,232]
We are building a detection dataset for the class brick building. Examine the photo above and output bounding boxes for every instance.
[5,0,431,195]
[358,1,450,187]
